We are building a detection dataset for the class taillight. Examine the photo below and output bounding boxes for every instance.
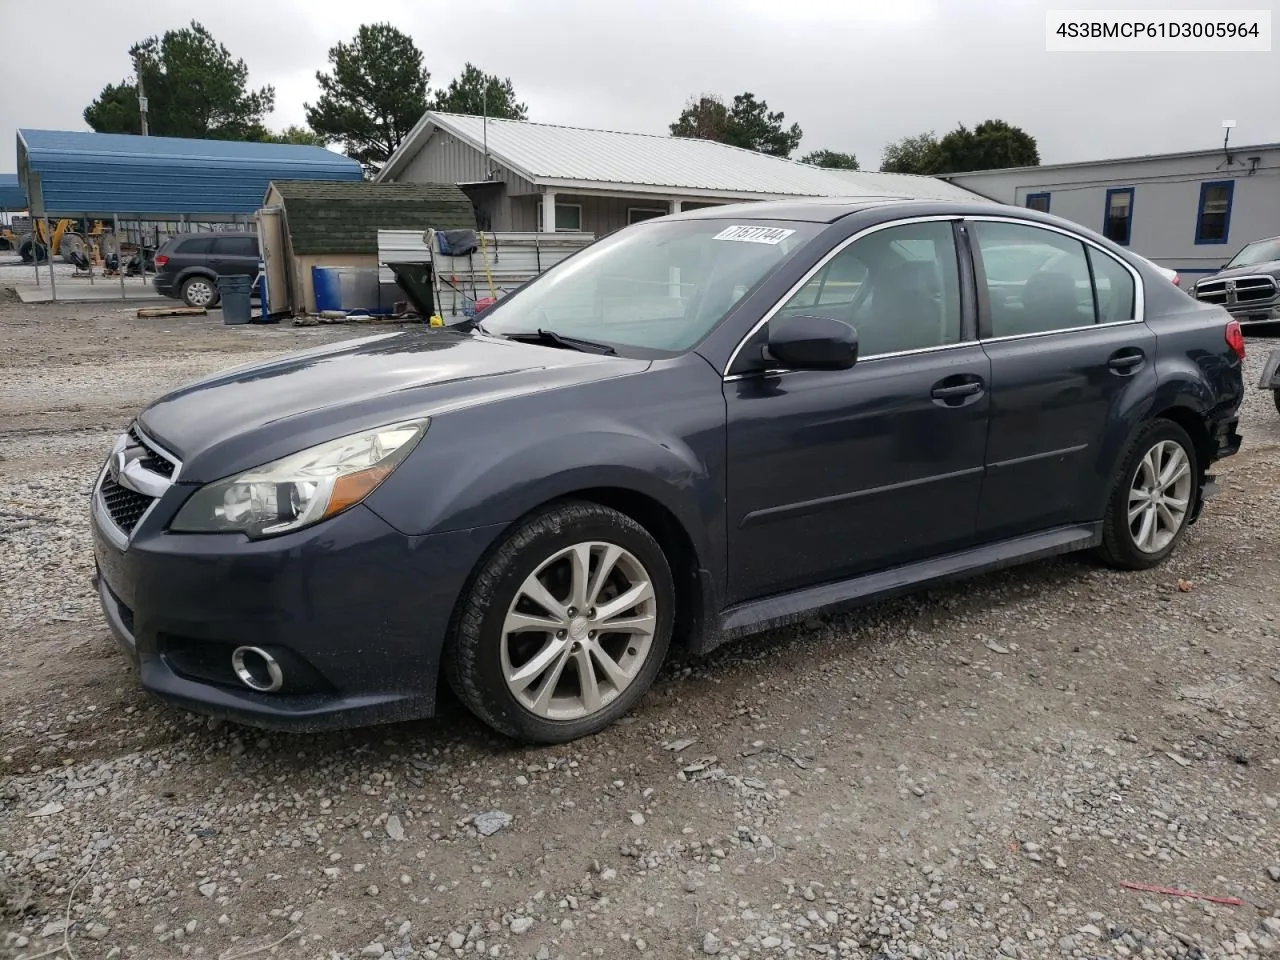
[154,254,169,267]
[1172,273,1181,287]
[1225,319,1245,360]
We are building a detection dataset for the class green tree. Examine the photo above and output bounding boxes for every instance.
[83,21,274,140]
[433,63,527,119]
[879,131,939,174]
[305,23,430,170]
[927,119,1039,173]
[800,149,860,170]
[670,94,731,142]
[670,92,803,157]
[264,125,329,146]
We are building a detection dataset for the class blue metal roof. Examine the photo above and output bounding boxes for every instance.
[0,173,25,209]
[16,129,362,217]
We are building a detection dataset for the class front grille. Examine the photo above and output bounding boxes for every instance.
[128,427,176,477]
[1196,275,1279,307]
[99,474,155,534]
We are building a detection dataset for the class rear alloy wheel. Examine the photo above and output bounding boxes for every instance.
[445,502,673,743]
[181,276,218,308]
[1097,420,1198,570]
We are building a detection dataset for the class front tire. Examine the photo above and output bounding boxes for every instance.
[181,276,219,308]
[444,501,674,744]
[1096,419,1198,570]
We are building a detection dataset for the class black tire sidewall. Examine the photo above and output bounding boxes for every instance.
[454,504,674,743]
[1104,420,1199,569]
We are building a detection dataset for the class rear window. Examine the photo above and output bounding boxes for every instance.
[214,236,258,257]
[179,237,214,255]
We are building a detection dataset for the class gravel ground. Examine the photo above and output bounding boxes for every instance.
[2,297,1280,960]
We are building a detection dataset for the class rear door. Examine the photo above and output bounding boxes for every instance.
[211,235,259,277]
[968,217,1154,541]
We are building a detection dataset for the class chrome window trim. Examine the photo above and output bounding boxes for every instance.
[722,213,1149,379]
[722,215,963,377]
[964,215,1146,334]
[723,340,978,382]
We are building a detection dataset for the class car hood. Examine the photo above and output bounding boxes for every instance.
[137,327,648,483]
[1199,259,1280,283]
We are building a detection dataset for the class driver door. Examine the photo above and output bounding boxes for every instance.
[723,219,991,605]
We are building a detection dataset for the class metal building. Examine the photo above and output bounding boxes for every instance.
[16,129,362,219]
[377,112,984,237]
[941,142,1280,281]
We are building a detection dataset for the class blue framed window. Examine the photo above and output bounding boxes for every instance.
[1194,180,1234,245]
[1025,192,1050,213]
[1103,188,1134,246]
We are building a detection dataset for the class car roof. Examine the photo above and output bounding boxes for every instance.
[668,196,1022,224]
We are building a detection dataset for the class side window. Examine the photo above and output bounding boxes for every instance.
[214,236,258,257]
[1087,248,1136,324]
[1103,188,1134,245]
[180,237,214,255]
[973,221,1094,338]
[776,221,962,357]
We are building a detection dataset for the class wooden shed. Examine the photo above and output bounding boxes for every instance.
[259,179,476,316]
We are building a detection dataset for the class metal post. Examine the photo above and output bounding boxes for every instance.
[115,214,125,300]
[86,215,94,285]
[41,217,56,301]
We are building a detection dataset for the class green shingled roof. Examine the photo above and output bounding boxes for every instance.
[269,180,475,255]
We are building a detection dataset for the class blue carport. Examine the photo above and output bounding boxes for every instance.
[16,129,361,218]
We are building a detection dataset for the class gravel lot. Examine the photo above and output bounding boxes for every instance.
[2,295,1280,960]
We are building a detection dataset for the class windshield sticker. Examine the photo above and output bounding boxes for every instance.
[712,225,796,245]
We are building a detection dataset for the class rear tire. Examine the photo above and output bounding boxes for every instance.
[181,276,219,308]
[1096,419,1198,570]
[444,501,674,744]
[1273,389,1280,416]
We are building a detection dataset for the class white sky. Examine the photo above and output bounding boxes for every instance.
[1,0,1277,173]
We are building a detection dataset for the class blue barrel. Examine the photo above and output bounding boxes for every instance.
[218,274,253,325]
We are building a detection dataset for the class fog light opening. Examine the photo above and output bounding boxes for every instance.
[231,646,284,693]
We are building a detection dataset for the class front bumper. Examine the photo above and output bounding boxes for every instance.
[91,477,505,732]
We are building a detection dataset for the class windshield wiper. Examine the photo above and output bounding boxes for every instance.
[502,328,616,355]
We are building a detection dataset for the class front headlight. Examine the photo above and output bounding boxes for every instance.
[171,419,428,538]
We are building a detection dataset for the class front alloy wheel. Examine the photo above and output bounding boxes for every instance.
[501,542,658,721]
[445,502,674,743]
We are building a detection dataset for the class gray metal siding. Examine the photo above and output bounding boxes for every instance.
[399,131,538,195]
[948,148,1280,274]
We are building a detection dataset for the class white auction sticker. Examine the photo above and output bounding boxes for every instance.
[712,225,796,245]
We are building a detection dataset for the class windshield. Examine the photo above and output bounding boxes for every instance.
[1227,238,1280,269]
[477,219,821,353]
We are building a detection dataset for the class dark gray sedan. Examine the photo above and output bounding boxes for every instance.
[91,199,1245,743]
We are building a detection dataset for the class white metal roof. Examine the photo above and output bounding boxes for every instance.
[818,169,986,202]
[382,112,976,202]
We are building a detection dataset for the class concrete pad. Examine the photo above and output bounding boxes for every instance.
[14,283,166,304]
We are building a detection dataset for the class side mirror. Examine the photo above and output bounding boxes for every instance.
[765,314,858,371]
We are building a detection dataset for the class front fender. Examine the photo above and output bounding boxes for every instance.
[363,359,728,580]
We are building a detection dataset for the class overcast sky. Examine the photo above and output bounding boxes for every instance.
[2,0,1277,174]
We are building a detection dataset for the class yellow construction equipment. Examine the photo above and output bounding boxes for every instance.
[16,218,114,264]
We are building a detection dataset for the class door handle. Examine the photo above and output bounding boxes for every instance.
[931,382,984,400]
[1108,350,1145,374]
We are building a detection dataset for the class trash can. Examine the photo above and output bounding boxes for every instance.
[218,274,253,325]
